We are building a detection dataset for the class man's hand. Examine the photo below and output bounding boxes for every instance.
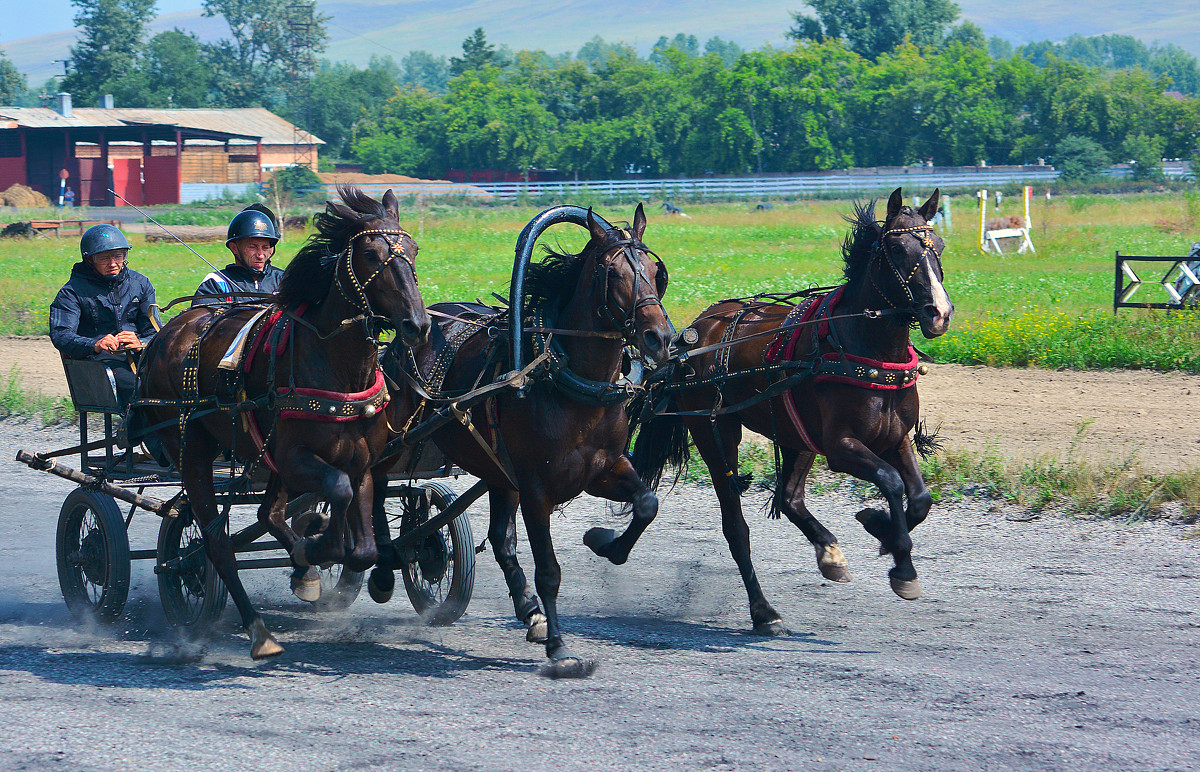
[115,331,143,351]
[94,334,121,353]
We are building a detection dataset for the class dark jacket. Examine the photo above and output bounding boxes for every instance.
[49,262,159,362]
[192,262,284,306]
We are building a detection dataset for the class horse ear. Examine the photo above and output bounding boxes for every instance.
[918,189,940,222]
[886,188,904,220]
[586,208,608,243]
[382,189,399,220]
[632,202,647,240]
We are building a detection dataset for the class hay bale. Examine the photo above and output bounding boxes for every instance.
[143,225,228,243]
[986,215,1025,231]
[0,184,51,208]
[0,221,34,238]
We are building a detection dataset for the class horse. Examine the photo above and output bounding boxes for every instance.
[627,188,952,634]
[372,204,672,676]
[138,186,430,658]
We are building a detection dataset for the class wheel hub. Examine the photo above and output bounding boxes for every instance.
[78,529,107,585]
[179,538,208,597]
[416,531,448,583]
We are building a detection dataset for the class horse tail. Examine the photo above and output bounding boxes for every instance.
[912,418,943,459]
[629,395,692,493]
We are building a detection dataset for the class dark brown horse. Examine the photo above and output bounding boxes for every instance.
[139,186,429,658]
[373,204,672,676]
[627,188,952,634]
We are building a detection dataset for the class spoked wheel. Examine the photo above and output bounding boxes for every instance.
[396,481,475,626]
[290,499,365,610]
[56,488,130,623]
[157,508,228,630]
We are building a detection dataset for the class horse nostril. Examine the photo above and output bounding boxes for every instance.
[923,304,939,319]
[643,329,665,352]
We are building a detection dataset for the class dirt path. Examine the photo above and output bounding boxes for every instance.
[3,336,1198,472]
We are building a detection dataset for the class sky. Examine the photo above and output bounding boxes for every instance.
[1,0,198,44]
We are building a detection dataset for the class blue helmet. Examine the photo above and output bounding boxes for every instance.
[80,224,131,260]
[226,208,280,246]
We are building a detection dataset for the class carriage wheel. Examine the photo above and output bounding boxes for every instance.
[290,499,364,610]
[399,481,475,626]
[56,488,131,623]
[157,509,228,630]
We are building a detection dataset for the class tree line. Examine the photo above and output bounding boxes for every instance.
[0,0,1198,181]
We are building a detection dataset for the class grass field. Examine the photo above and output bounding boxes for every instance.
[1,191,1198,370]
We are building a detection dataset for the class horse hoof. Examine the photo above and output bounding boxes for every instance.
[368,569,394,604]
[246,619,283,660]
[816,544,851,582]
[291,567,322,603]
[890,576,922,600]
[583,528,625,565]
[753,620,789,637]
[539,657,598,679]
[525,612,548,643]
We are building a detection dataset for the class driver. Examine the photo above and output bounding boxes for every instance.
[49,223,158,406]
[192,203,283,306]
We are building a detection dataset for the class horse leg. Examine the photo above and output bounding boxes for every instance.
[487,488,546,642]
[521,487,596,678]
[339,472,378,573]
[367,467,397,603]
[825,437,920,600]
[254,475,320,603]
[689,417,787,636]
[776,446,851,583]
[283,450,354,568]
[182,429,282,659]
[582,454,658,565]
[890,437,933,532]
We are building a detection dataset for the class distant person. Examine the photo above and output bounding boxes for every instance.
[49,224,158,407]
[64,187,75,207]
[192,203,283,306]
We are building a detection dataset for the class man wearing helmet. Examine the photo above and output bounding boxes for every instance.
[49,223,158,406]
[192,203,283,306]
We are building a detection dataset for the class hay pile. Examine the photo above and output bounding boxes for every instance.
[143,225,227,243]
[0,184,51,208]
[986,215,1026,231]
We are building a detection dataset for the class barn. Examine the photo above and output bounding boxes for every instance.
[0,94,323,206]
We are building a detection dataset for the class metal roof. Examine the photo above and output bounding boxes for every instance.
[0,107,323,145]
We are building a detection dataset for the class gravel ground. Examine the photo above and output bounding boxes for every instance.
[1,419,1198,771]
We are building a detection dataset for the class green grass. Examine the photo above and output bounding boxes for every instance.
[1,192,1198,370]
[0,367,76,425]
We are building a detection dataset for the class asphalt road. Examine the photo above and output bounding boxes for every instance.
[1,419,1198,772]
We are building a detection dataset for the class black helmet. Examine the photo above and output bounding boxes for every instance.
[226,208,280,246]
[80,224,131,260]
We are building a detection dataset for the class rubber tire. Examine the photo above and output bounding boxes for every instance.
[157,512,228,630]
[401,481,475,626]
[56,488,130,624]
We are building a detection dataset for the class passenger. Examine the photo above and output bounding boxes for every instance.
[192,203,283,306]
[49,223,158,407]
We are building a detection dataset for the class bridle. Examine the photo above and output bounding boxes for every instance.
[869,221,943,312]
[334,226,417,324]
[591,231,671,345]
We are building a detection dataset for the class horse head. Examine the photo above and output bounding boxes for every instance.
[324,187,430,347]
[585,203,673,365]
[876,188,953,338]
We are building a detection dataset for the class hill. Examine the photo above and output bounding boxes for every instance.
[3,0,1199,90]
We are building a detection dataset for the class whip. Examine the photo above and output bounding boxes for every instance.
[107,188,236,288]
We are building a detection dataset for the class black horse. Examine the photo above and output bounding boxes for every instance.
[140,186,429,658]
[626,188,952,633]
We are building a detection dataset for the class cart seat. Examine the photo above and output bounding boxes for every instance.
[61,356,123,414]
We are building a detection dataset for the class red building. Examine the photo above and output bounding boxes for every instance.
[0,95,323,206]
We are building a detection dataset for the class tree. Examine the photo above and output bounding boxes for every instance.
[108,30,215,107]
[703,37,744,67]
[0,49,27,104]
[1053,135,1109,180]
[1121,132,1166,180]
[787,0,961,59]
[400,51,449,92]
[62,0,156,104]
[449,28,503,76]
[202,0,328,107]
[944,21,986,50]
[650,34,700,68]
[303,58,401,157]
[987,36,1014,60]
[576,36,634,70]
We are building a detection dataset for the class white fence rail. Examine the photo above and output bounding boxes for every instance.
[302,168,1061,201]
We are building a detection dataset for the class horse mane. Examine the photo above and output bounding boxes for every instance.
[522,226,626,314]
[277,185,392,308]
[841,200,884,282]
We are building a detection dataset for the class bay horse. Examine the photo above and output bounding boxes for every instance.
[139,186,429,658]
[627,188,952,634]
[373,204,672,677]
